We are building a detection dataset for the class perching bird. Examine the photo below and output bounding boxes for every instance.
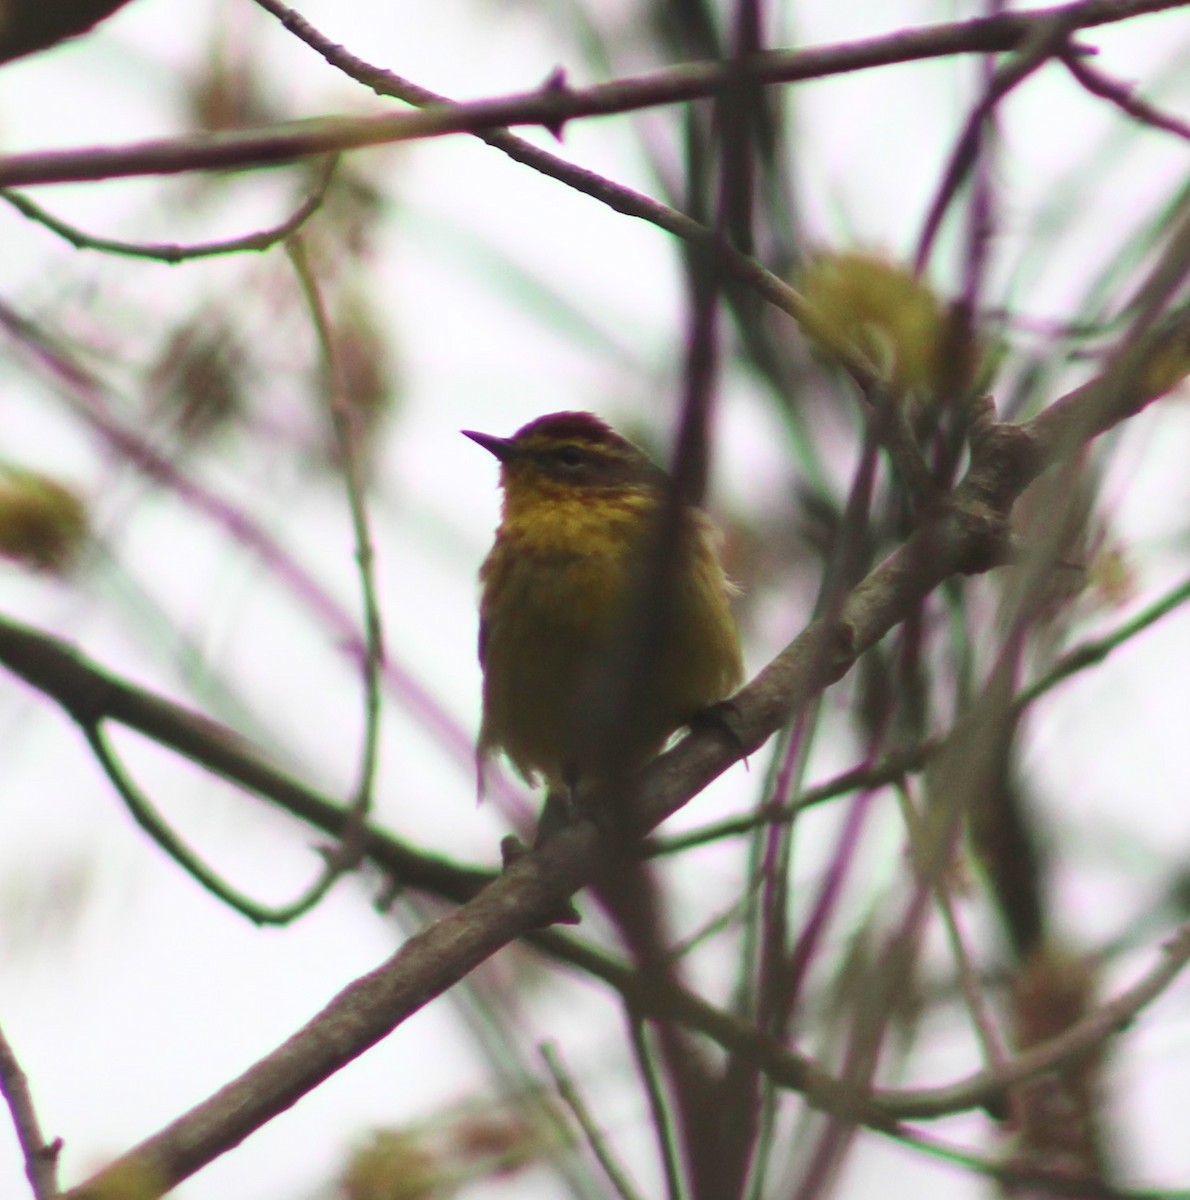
[464,411,743,798]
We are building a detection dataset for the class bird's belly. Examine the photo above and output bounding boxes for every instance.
[480,540,740,786]
[481,550,624,783]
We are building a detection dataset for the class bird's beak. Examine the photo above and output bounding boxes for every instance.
[462,429,517,462]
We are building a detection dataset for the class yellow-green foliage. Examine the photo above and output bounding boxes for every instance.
[340,1130,444,1200]
[1141,334,1190,399]
[798,250,949,394]
[0,467,88,572]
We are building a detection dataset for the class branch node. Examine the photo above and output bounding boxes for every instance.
[956,500,1013,575]
[825,616,859,675]
[968,419,1041,508]
[500,836,582,926]
[687,696,750,763]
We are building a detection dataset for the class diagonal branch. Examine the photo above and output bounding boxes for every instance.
[62,308,1189,1196]
[0,613,494,905]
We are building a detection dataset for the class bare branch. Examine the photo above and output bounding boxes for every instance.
[59,335,1188,1197]
[0,1021,61,1200]
[914,8,1085,274]
[1061,50,1190,140]
[0,614,493,905]
[1,0,1185,188]
[287,234,385,863]
[541,1043,648,1200]
[0,156,336,261]
[878,918,1190,1119]
[0,0,133,64]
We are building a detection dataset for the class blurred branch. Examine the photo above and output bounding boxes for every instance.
[644,743,935,854]
[0,1021,61,1200]
[0,156,335,262]
[541,1043,648,1200]
[626,1012,685,1200]
[878,917,1190,1120]
[534,910,1190,1135]
[287,234,385,860]
[0,297,502,799]
[0,0,134,64]
[651,568,1190,855]
[887,1122,1172,1199]
[898,781,1010,1069]
[1016,572,1190,706]
[1061,49,1190,140]
[82,717,350,924]
[2,0,1186,187]
[914,8,1085,274]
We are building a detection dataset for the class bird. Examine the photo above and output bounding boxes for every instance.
[463,411,743,803]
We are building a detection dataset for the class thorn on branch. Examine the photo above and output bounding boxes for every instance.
[541,66,571,141]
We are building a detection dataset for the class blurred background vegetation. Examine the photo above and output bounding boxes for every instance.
[1,1,1189,1197]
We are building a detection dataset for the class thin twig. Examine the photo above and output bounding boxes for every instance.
[0,156,336,262]
[884,1120,1180,1199]
[83,720,341,924]
[286,235,385,848]
[1015,573,1190,708]
[914,8,1087,274]
[0,1021,61,1200]
[626,1014,686,1200]
[649,570,1190,855]
[878,917,1190,1119]
[1061,50,1190,141]
[895,779,1010,1071]
[540,1043,648,1200]
[645,743,935,855]
[666,884,756,962]
[0,613,493,902]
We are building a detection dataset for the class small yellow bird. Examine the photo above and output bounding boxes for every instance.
[464,411,743,797]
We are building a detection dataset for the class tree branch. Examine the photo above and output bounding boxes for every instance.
[0,613,493,905]
[60,308,1188,1195]
[0,1021,61,1200]
[1,0,1185,187]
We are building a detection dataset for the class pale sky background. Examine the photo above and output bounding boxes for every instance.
[1,1,1189,1197]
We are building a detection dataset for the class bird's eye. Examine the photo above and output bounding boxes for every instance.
[555,445,586,467]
